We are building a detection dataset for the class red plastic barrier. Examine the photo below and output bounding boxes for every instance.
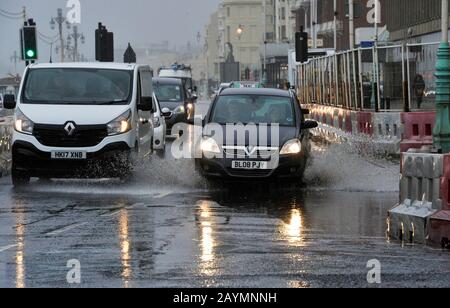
[357,112,373,135]
[440,154,450,211]
[338,113,343,130]
[400,112,435,153]
[345,111,353,133]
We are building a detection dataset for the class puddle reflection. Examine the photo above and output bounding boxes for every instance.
[196,201,217,276]
[118,208,132,287]
[13,201,26,289]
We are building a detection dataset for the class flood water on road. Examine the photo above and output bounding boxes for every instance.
[0,108,449,287]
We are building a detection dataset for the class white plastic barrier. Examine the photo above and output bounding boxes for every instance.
[389,152,443,244]
[0,117,13,177]
[372,112,402,154]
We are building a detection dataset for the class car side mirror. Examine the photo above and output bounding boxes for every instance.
[3,94,16,109]
[138,96,154,112]
[302,120,318,130]
[301,108,310,115]
[161,107,172,118]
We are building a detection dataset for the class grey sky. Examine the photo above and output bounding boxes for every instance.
[0,0,221,76]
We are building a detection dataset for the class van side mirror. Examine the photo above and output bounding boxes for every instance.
[3,94,16,109]
[161,107,172,118]
[302,120,318,130]
[138,96,154,112]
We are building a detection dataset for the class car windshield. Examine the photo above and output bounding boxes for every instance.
[23,68,133,105]
[211,95,295,126]
[153,83,183,102]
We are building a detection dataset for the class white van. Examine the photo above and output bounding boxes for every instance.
[3,63,156,186]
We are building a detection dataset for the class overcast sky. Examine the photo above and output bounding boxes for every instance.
[0,0,221,76]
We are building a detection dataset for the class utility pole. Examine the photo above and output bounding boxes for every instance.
[433,0,450,153]
[349,0,355,49]
[10,51,19,75]
[311,0,316,48]
[262,0,267,84]
[334,0,338,50]
[22,6,27,24]
[370,0,380,112]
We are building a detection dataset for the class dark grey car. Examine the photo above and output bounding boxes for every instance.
[196,88,318,181]
[153,77,194,136]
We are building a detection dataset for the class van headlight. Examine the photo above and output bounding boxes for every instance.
[201,137,221,154]
[280,139,302,155]
[14,109,34,135]
[107,110,132,136]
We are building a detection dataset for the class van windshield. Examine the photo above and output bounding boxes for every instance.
[22,68,133,105]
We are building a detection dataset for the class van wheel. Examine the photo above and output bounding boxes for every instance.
[12,167,30,187]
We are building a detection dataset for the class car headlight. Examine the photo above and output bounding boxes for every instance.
[201,137,221,154]
[14,109,34,135]
[174,105,185,114]
[280,139,302,155]
[153,115,161,128]
[107,110,132,136]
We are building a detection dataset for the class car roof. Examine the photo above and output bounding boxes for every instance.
[219,87,291,97]
[152,77,183,85]
[28,62,139,71]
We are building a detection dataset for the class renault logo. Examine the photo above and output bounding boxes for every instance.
[64,122,76,136]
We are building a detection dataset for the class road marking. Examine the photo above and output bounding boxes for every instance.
[100,203,144,217]
[155,192,171,199]
[0,244,19,253]
[44,222,88,236]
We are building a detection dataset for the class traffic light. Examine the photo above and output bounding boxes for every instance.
[21,26,38,61]
[295,29,308,63]
[95,23,114,62]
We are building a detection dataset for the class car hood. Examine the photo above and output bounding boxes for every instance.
[159,101,184,111]
[206,124,298,148]
[18,104,131,125]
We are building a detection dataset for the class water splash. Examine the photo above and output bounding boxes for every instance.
[304,140,399,193]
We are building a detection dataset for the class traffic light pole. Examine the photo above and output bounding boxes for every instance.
[433,0,450,153]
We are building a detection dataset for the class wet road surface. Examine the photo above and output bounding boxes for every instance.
[0,101,449,288]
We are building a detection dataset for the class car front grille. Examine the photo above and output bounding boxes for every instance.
[222,146,279,159]
[33,123,108,147]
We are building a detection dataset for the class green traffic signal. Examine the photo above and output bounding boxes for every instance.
[22,26,38,61]
[26,49,36,59]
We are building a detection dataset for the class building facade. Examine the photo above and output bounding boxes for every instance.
[205,0,277,83]
[275,0,299,42]
[386,0,448,43]
[292,0,386,51]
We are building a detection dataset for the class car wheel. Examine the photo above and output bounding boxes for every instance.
[12,166,30,187]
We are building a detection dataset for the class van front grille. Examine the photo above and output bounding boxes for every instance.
[33,124,108,147]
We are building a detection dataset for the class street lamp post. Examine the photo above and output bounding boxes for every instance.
[68,25,85,62]
[433,0,450,153]
[50,8,71,62]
